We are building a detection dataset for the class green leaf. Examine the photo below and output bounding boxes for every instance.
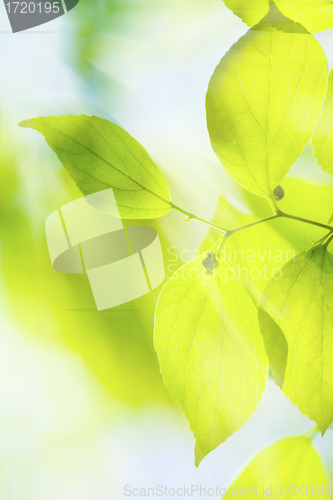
[223,0,268,27]
[313,70,333,175]
[19,115,171,219]
[154,257,268,466]
[207,5,328,197]
[260,246,333,434]
[224,0,333,33]
[227,436,328,496]
[258,308,288,389]
[276,0,333,34]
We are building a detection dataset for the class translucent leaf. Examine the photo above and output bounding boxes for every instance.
[154,258,268,466]
[223,0,268,27]
[313,70,333,175]
[258,308,288,389]
[227,436,329,497]
[223,0,333,33]
[277,0,333,34]
[207,5,328,197]
[19,115,171,219]
[260,246,333,433]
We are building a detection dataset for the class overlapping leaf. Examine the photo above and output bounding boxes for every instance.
[226,436,329,497]
[154,258,268,465]
[313,70,333,175]
[258,308,288,388]
[277,0,333,34]
[223,0,268,27]
[260,246,333,433]
[223,0,333,33]
[19,115,171,219]
[207,5,328,197]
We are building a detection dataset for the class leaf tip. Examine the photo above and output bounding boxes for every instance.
[18,119,30,128]
[194,442,204,468]
[18,118,39,130]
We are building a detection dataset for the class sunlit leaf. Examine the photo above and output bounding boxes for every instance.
[207,4,328,197]
[223,0,333,33]
[19,115,171,219]
[223,0,268,27]
[154,258,268,466]
[260,246,333,433]
[227,436,329,497]
[277,0,333,34]
[258,308,288,388]
[313,70,333,175]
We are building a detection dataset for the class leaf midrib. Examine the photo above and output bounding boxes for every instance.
[41,121,172,208]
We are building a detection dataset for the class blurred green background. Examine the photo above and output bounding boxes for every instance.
[0,0,333,498]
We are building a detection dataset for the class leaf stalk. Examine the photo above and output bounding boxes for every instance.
[171,203,333,246]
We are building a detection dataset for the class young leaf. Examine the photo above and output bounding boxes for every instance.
[260,246,333,434]
[154,257,268,466]
[276,0,333,34]
[207,4,328,197]
[224,0,333,33]
[227,436,328,496]
[313,69,333,175]
[223,0,268,27]
[19,115,171,219]
[258,308,288,389]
